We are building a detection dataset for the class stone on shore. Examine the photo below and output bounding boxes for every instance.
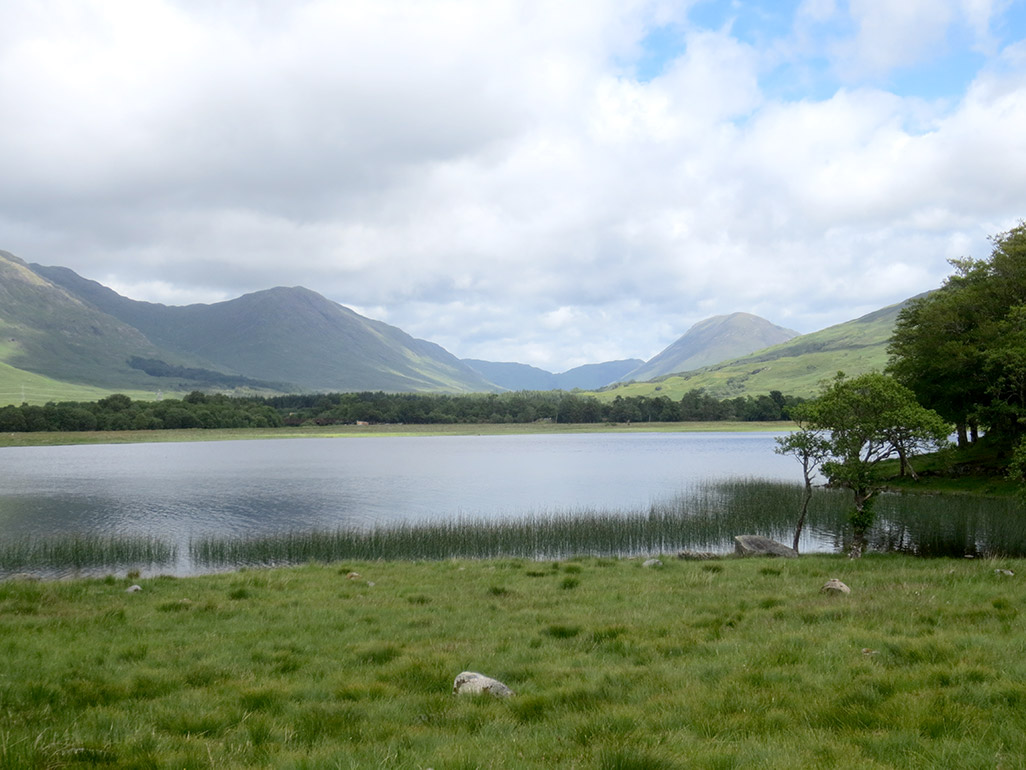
[452,671,515,698]
[821,579,851,594]
[733,535,798,559]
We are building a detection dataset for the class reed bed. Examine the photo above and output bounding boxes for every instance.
[190,478,853,567]
[870,492,1026,557]
[0,534,175,573]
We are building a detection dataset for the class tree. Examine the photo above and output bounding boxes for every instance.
[795,372,950,558]
[774,426,830,553]
[888,222,1026,449]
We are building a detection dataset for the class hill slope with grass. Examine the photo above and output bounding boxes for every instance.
[0,250,224,394]
[598,298,917,400]
[25,258,498,394]
[623,312,800,383]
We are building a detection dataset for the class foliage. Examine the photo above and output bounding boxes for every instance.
[794,372,951,557]
[774,428,831,552]
[0,391,283,432]
[888,222,1026,449]
[0,388,806,432]
[3,556,1026,768]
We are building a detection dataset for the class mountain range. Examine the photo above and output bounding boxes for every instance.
[0,248,911,403]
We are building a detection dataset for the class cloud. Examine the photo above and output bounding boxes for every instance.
[1,0,1024,370]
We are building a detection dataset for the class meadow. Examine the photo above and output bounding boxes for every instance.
[2,553,1025,769]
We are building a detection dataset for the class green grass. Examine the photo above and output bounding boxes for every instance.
[0,359,162,407]
[2,555,1026,768]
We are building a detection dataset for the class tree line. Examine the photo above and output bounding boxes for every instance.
[0,388,805,433]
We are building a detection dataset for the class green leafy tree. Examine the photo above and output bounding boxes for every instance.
[888,222,1026,448]
[774,426,830,553]
[795,372,950,558]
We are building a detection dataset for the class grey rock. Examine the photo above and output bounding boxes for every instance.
[452,671,515,698]
[125,584,143,593]
[642,558,663,568]
[995,569,1015,576]
[821,579,851,594]
[733,535,798,559]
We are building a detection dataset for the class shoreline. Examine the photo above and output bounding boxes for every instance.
[0,420,794,448]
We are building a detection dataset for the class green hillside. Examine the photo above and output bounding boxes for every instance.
[30,262,498,394]
[0,251,213,392]
[623,312,799,382]
[0,359,161,407]
[593,298,914,401]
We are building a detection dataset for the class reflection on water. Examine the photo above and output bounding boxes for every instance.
[1,432,1023,577]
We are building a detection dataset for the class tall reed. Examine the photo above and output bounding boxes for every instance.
[0,534,175,572]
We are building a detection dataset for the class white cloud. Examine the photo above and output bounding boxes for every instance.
[0,0,1023,371]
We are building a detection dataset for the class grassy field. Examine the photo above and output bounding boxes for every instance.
[0,359,162,407]
[0,421,792,447]
[2,554,1025,769]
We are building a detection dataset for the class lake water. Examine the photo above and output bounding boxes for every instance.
[0,432,800,570]
[0,432,797,537]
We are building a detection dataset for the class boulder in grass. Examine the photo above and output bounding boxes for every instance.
[733,535,798,559]
[452,671,515,698]
[642,558,663,568]
[821,579,851,594]
[125,585,142,593]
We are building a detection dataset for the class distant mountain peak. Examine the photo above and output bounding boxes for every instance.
[623,312,800,382]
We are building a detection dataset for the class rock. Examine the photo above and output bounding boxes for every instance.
[995,569,1015,576]
[452,671,515,698]
[821,579,851,594]
[642,558,663,568]
[125,585,143,593]
[733,535,798,559]
[676,550,722,561]
[346,572,362,580]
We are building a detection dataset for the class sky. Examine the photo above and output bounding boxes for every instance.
[2,0,1025,372]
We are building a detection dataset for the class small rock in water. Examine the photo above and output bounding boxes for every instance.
[452,671,515,698]
[821,578,851,594]
[125,585,143,593]
[642,558,663,568]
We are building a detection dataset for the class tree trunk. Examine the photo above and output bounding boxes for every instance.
[957,422,968,448]
[847,491,874,559]
[792,481,812,554]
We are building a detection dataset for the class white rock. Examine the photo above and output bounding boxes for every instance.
[125,585,142,593]
[452,671,515,698]
[995,569,1015,576]
[821,578,851,594]
[642,558,663,568]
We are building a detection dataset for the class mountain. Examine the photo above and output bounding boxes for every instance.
[463,358,644,391]
[0,250,218,391]
[622,312,800,383]
[28,260,497,394]
[594,298,916,401]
